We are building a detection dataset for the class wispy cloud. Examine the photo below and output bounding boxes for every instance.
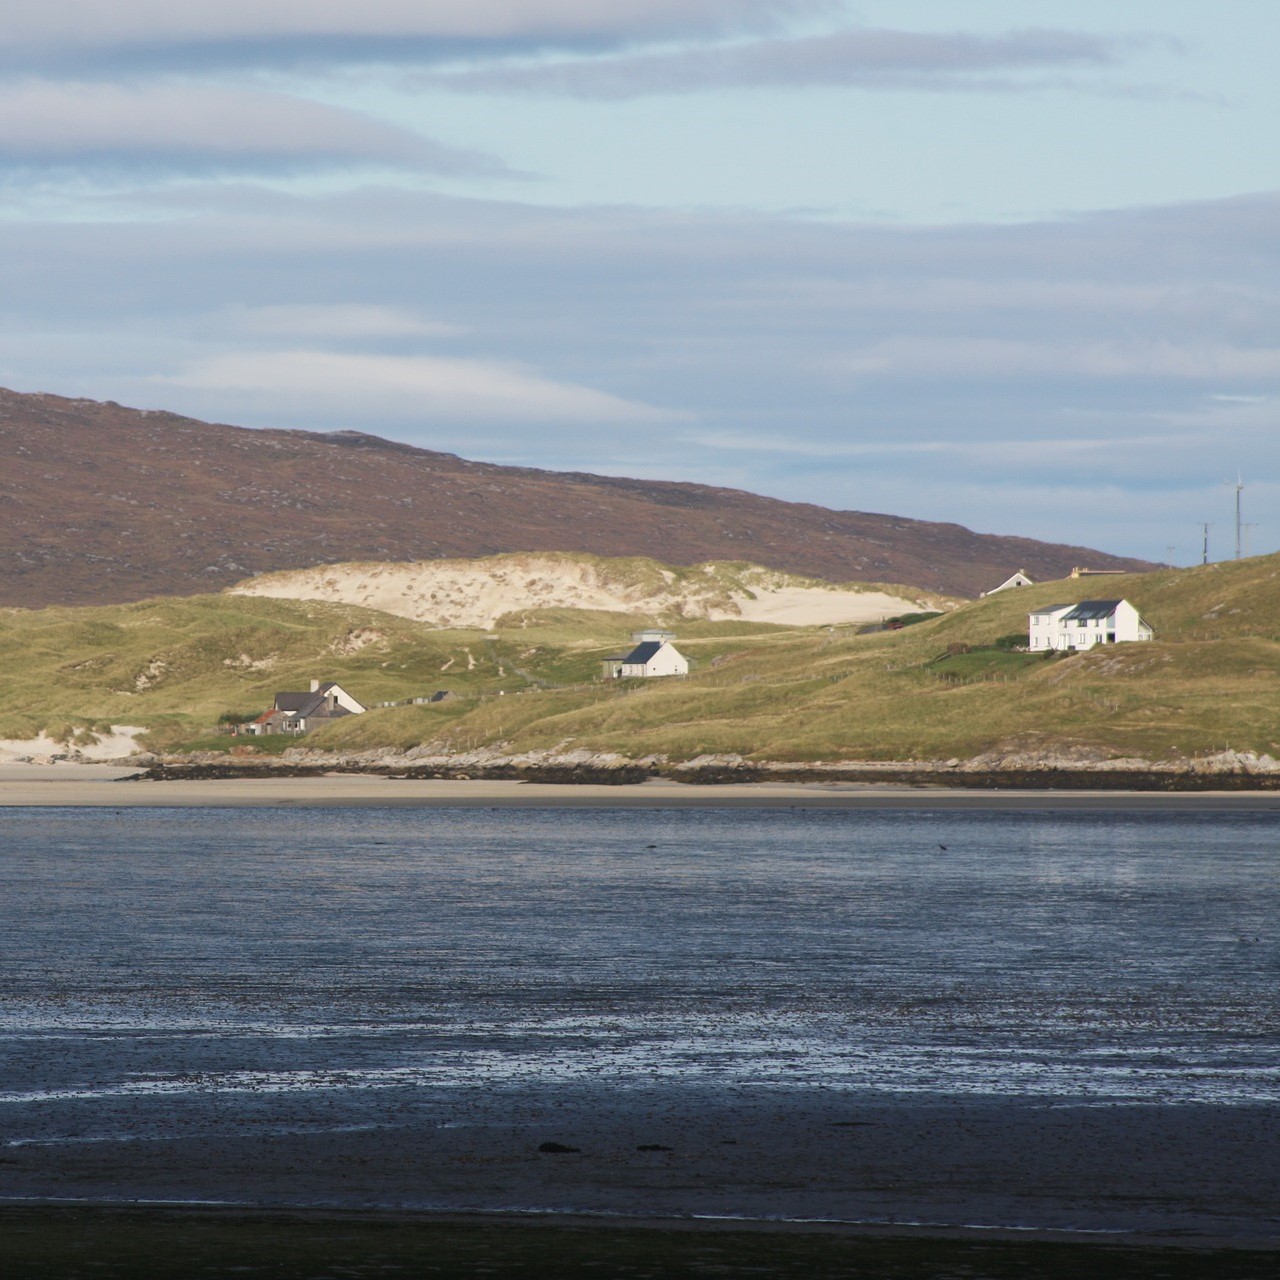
[0,81,506,176]
[154,349,691,425]
[832,337,1280,382]
[0,1,835,71]
[421,26,1157,98]
[224,304,469,340]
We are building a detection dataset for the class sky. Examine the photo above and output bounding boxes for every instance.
[2,0,1277,565]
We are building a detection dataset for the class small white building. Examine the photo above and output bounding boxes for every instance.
[984,569,1034,596]
[603,630,689,679]
[1029,599,1153,652]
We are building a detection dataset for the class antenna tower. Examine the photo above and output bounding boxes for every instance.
[1224,476,1245,559]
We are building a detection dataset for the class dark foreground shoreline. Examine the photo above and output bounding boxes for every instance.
[137,760,1280,790]
[3,1206,1278,1280]
[6,768,1280,808]
[8,1090,1278,1263]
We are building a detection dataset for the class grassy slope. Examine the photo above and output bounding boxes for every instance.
[0,596,508,748]
[3,554,1278,761]
[316,556,1280,762]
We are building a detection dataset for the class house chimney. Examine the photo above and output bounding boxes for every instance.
[310,679,320,692]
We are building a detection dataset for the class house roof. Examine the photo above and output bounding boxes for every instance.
[1062,599,1123,621]
[273,689,353,720]
[1029,603,1074,617]
[621,640,664,665]
[273,692,316,713]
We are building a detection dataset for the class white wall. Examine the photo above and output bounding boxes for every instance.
[1113,600,1153,642]
[622,642,689,677]
[1028,606,1073,651]
[327,684,367,713]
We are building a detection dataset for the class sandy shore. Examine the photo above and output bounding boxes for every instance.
[2,767,1280,808]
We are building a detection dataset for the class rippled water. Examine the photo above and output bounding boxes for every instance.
[1,805,1278,1130]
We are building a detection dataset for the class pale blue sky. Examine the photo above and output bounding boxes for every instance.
[1,1,1276,563]
[356,0,1280,222]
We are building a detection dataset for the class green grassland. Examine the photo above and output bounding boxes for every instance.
[3,553,1279,762]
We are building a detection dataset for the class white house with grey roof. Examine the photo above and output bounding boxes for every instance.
[602,630,689,679]
[1029,599,1153,652]
[248,679,366,734]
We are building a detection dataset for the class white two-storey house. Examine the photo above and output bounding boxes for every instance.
[1029,599,1153,652]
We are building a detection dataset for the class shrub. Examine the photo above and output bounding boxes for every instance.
[886,611,943,629]
[994,633,1029,651]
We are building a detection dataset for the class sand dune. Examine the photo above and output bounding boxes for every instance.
[0,725,145,765]
[229,553,938,630]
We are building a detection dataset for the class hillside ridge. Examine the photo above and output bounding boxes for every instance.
[0,386,1154,607]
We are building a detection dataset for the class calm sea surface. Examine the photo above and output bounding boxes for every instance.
[0,806,1278,1137]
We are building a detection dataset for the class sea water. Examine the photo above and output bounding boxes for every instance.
[1,805,1277,1128]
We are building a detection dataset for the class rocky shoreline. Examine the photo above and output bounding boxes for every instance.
[129,745,1280,791]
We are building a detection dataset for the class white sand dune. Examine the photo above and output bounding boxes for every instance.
[0,725,146,764]
[229,553,941,630]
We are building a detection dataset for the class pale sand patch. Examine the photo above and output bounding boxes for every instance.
[0,726,146,764]
[729,586,920,626]
[229,554,935,631]
[0,764,144,782]
[1,774,1277,810]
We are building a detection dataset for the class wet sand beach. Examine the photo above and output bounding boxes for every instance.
[6,1089,1280,1243]
[4,1089,1279,1276]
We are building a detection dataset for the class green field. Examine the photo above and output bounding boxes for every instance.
[2,553,1278,763]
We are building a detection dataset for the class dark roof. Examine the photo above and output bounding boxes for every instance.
[1062,599,1123,621]
[272,690,352,720]
[621,640,664,665]
[273,692,315,714]
[308,704,352,720]
[1030,603,1073,615]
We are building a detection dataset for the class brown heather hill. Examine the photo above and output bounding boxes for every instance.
[0,387,1154,608]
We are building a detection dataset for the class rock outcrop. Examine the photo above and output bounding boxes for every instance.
[129,745,1280,789]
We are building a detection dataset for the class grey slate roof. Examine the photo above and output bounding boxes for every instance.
[1062,600,1122,621]
[272,684,351,721]
[621,640,664,665]
[272,692,318,714]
